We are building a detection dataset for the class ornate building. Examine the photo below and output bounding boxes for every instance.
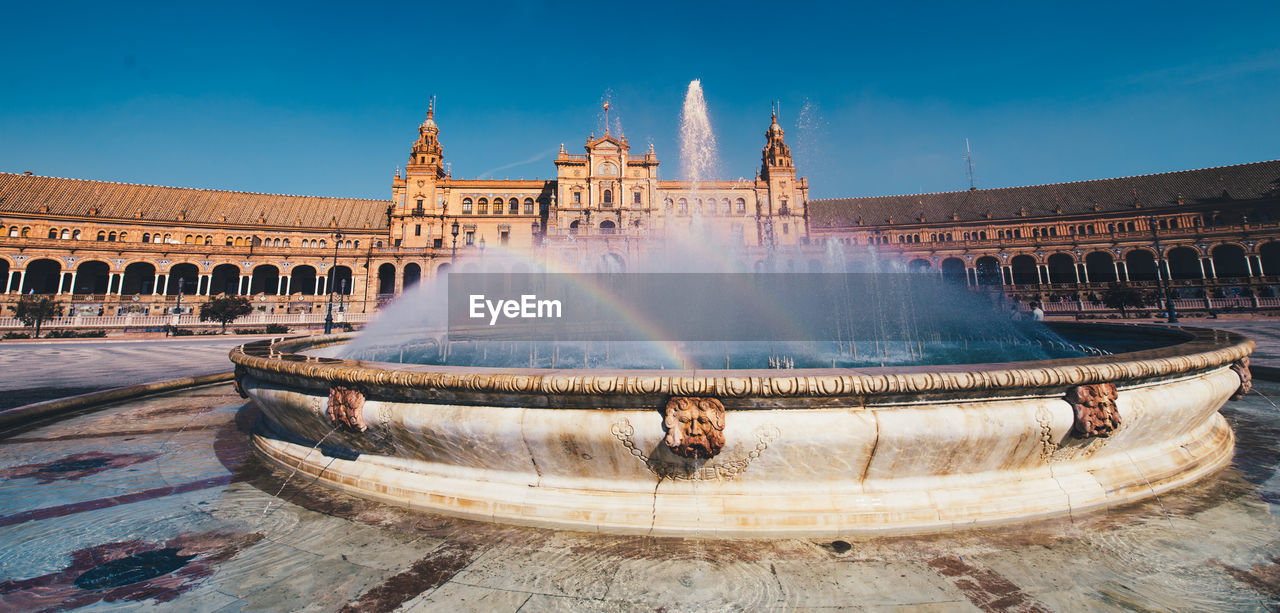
[0,104,1277,320]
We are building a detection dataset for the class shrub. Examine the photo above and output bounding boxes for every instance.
[2,332,31,340]
[265,323,290,334]
[234,328,266,335]
[171,328,195,336]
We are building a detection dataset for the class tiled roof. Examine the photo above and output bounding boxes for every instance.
[0,172,392,230]
[809,160,1280,228]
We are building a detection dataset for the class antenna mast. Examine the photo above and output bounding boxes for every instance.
[964,138,976,191]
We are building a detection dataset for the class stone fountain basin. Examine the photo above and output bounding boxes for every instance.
[230,323,1252,538]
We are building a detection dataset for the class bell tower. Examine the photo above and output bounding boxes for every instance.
[392,98,449,248]
[756,107,809,246]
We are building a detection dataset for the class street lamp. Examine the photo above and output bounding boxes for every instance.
[172,277,185,336]
[479,237,486,257]
[324,232,343,335]
[451,220,460,263]
[1148,217,1178,323]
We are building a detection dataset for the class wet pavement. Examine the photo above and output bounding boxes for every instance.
[0,381,1278,611]
[0,337,252,410]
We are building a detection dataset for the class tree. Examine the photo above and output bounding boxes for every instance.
[10,295,64,338]
[1101,283,1145,318]
[200,296,254,333]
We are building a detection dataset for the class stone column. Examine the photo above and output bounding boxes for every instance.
[315,277,324,294]
[200,274,211,295]
[153,274,163,295]
[1198,258,1207,279]
[1072,264,1080,284]
[57,272,68,295]
[1256,255,1267,276]
[12,270,24,293]
[1080,263,1090,284]
[965,267,975,287]
[280,276,290,295]
[1205,258,1217,279]
[68,271,78,295]
[1162,260,1173,282]
[107,273,119,295]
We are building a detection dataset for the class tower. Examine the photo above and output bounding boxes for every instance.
[392,99,448,248]
[756,108,809,246]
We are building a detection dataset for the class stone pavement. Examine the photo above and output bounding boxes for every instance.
[0,382,1277,611]
[0,336,254,411]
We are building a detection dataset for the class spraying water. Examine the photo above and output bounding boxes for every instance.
[679,80,719,187]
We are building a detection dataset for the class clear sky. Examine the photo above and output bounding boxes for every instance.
[2,1,1278,201]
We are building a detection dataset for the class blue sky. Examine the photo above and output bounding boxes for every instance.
[2,1,1278,200]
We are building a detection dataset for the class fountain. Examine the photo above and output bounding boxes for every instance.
[229,83,1254,537]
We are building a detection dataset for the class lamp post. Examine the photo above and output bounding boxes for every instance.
[1148,217,1178,323]
[324,232,343,334]
[451,220,460,264]
[479,237,486,258]
[172,277,185,335]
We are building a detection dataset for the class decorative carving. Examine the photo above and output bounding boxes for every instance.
[663,397,726,459]
[1065,383,1121,438]
[233,365,249,399]
[611,418,778,481]
[327,385,367,432]
[230,328,1254,401]
[1230,357,1252,400]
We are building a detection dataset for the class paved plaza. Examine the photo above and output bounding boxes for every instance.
[0,336,256,411]
[0,321,1277,611]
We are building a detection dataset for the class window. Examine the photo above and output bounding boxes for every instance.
[736,198,746,214]
[979,231,987,240]
[465,230,475,246]
[415,224,422,236]
[500,230,509,245]
[603,189,612,206]
[722,198,731,215]
[225,236,232,245]
[573,191,581,204]
[491,198,502,214]
[634,191,642,205]
[234,237,243,246]
[462,198,473,214]
[21,227,30,237]
[7,227,15,238]
[509,199,517,214]
[48,229,57,239]
[108,232,117,241]
[319,240,326,249]
[121,233,128,242]
[184,235,193,244]
[478,198,488,215]
[144,233,152,243]
[282,239,290,248]
[783,223,790,235]
[524,198,535,214]
[353,240,359,248]
[73,229,81,240]
[678,199,688,215]
[416,199,423,208]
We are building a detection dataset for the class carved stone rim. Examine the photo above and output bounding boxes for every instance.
[229,323,1254,399]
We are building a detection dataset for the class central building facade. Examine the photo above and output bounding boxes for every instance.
[389,104,810,273]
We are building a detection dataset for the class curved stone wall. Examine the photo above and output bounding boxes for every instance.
[232,324,1252,537]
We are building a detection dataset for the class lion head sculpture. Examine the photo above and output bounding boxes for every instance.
[327,385,367,432]
[1231,357,1252,400]
[1065,383,1120,438]
[663,397,726,459]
